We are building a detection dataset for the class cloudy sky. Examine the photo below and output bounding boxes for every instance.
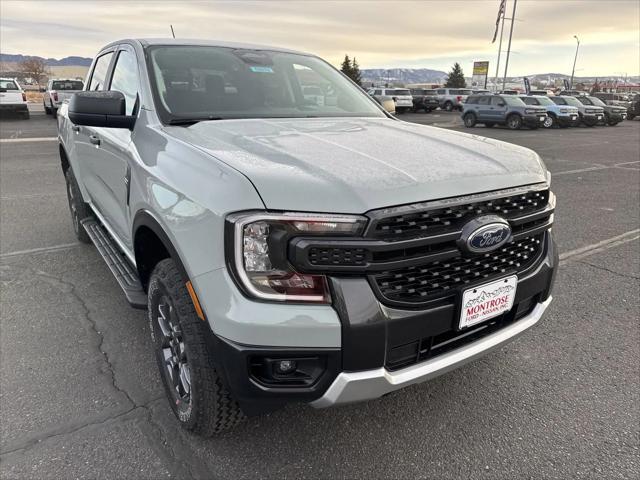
[1,0,638,76]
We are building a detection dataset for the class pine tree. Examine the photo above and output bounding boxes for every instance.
[444,62,467,88]
[351,57,362,86]
[340,55,353,78]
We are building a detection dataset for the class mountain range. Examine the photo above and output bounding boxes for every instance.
[0,53,93,66]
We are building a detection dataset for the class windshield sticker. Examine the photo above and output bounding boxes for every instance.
[249,66,274,73]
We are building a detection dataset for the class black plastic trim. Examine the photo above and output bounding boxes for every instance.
[208,334,341,416]
[132,210,190,283]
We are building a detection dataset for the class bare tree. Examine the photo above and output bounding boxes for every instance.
[18,58,50,84]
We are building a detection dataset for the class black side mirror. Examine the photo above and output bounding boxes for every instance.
[68,91,135,130]
[498,102,506,107]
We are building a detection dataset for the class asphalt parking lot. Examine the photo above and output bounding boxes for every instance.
[1,105,638,479]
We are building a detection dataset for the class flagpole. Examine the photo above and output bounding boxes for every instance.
[502,0,518,91]
[493,1,506,92]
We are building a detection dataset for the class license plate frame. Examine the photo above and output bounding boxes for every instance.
[459,275,518,329]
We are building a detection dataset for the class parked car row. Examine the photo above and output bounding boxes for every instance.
[368,87,477,114]
[461,92,630,130]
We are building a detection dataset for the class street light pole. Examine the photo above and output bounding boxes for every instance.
[570,35,580,89]
[502,0,518,91]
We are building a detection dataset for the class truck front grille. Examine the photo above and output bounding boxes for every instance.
[372,234,544,305]
[370,189,549,241]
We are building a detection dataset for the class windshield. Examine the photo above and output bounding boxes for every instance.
[586,96,606,107]
[532,96,554,106]
[502,95,525,106]
[52,80,84,90]
[147,45,385,122]
[562,96,583,107]
[0,80,18,90]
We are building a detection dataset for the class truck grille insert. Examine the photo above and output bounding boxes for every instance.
[372,234,544,305]
[370,189,549,241]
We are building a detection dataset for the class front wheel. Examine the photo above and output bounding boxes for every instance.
[463,113,477,128]
[149,259,245,436]
[543,115,555,128]
[44,102,51,115]
[444,101,453,112]
[507,114,523,130]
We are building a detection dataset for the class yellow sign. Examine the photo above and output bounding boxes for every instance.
[473,61,490,75]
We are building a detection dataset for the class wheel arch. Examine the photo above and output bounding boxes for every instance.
[132,210,190,290]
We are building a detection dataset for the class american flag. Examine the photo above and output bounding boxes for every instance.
[492,0,507,43]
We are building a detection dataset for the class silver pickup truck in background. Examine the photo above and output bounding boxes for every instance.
[58,38,557,436]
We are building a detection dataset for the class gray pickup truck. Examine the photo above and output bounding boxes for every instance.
[58,39,557,436]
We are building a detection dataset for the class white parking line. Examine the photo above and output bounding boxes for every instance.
[0,137,57,143]
[559,229,640,264]
[0,242,80,259]
[553,164,609,176]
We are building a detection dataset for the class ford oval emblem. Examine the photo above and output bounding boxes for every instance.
[459,216,512,254]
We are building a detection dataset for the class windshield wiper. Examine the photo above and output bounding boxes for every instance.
[168,116,225,126]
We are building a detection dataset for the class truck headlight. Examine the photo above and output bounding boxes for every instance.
[525,109,540,114]
[226,212,367,303]
[560,108,569,113]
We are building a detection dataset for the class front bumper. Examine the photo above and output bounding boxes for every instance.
[206,230,557,415]
[523,114,547,126]
[557,114,580,126]
[312,296,551,407]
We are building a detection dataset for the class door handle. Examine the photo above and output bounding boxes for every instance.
[71,125,80,132]
[89,135,101,146]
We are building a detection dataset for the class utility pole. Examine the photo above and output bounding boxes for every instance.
[502,0,517,91]
[570,35,580,89]
[493,1,507,92]
[170,24,176,39]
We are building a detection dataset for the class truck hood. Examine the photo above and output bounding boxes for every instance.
[165,117,547,213]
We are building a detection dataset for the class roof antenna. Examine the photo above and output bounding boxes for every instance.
[170,24,176,39]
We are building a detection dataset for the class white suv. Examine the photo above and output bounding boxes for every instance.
[0,78,29,119]
[368,87,413,114]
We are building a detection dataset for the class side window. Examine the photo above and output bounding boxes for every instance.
[476,96,490,105]
[375,89,382,95]
[88,52,114,91]
[109,49,140,115]
[491,96,505,106]
[523,97,536,105]
[437,89,445,95]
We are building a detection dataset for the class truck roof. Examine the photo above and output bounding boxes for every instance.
[102,38,309,56]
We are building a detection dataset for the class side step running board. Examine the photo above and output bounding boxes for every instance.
[82,219,147,309]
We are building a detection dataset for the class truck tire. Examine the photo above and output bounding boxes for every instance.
[444,101,454,112]
[148,259,245,436]
[627,113,636,120]
[543,114,555,128]
[463,112,476,128]
[64,168,92,243]
[506,114,522,130]
[44,102,51,115]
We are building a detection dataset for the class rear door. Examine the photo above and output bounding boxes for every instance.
[72,49,116,218]
[490,96,508,122]
[475,95,492,120]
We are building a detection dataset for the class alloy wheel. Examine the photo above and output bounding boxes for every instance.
[156,297,191,406]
